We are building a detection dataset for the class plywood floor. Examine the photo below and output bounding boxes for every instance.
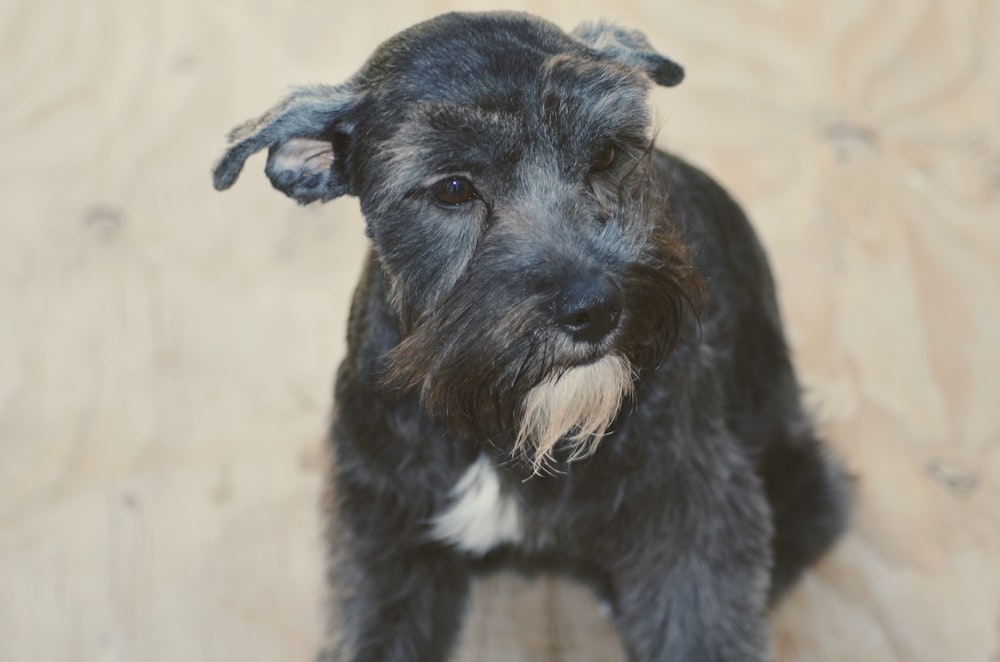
[2,0,998,660]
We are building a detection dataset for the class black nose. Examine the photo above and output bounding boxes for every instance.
[554,276,623,343]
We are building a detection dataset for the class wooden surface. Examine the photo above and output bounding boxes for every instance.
[2,0,998,660]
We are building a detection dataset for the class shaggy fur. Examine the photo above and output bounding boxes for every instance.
[214,11,850,661]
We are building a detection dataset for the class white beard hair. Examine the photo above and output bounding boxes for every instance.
[515,354,635,473]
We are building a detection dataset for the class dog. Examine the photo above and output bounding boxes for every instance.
[213,11,850,661]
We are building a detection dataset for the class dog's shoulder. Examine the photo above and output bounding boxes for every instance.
[654,150,777,302]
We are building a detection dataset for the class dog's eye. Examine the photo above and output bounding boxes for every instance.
[432,177,477,206]
[590,145,617,172]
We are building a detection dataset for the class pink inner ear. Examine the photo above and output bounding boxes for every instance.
[268,137,335,175]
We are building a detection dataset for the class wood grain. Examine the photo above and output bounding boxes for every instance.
[1,0,997,660]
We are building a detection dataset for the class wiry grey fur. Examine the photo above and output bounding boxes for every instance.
[214,11,850,661]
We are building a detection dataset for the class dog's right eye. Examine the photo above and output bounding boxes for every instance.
[590,144,617,172]
[432,177,477,206]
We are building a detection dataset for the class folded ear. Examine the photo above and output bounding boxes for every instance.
[572,21,684,87]
[212,84,360,204]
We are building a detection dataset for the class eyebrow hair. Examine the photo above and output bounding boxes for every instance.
[398,101,527,167]
[416,100,523,133]
[536,52,654,138]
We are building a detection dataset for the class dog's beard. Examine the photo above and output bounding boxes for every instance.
[516,354,635,472]
[385,222,701,471]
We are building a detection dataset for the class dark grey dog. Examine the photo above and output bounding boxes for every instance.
[213,11,849,661]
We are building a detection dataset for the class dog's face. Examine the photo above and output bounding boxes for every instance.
[214,12,699,470]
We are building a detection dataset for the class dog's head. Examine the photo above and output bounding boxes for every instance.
[214,12,700,471]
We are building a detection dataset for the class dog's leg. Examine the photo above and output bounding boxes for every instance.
[603,470,773,661]
[328,539,471,662]
[761,429,851,604]
[609,543,771,661]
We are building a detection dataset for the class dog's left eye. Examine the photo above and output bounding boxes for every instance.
[432,177,477,206]
[590,144,617,172]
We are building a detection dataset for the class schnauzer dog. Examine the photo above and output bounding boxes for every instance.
[213,11,850,661]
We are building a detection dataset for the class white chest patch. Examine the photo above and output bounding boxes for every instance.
[430,454,522,555]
